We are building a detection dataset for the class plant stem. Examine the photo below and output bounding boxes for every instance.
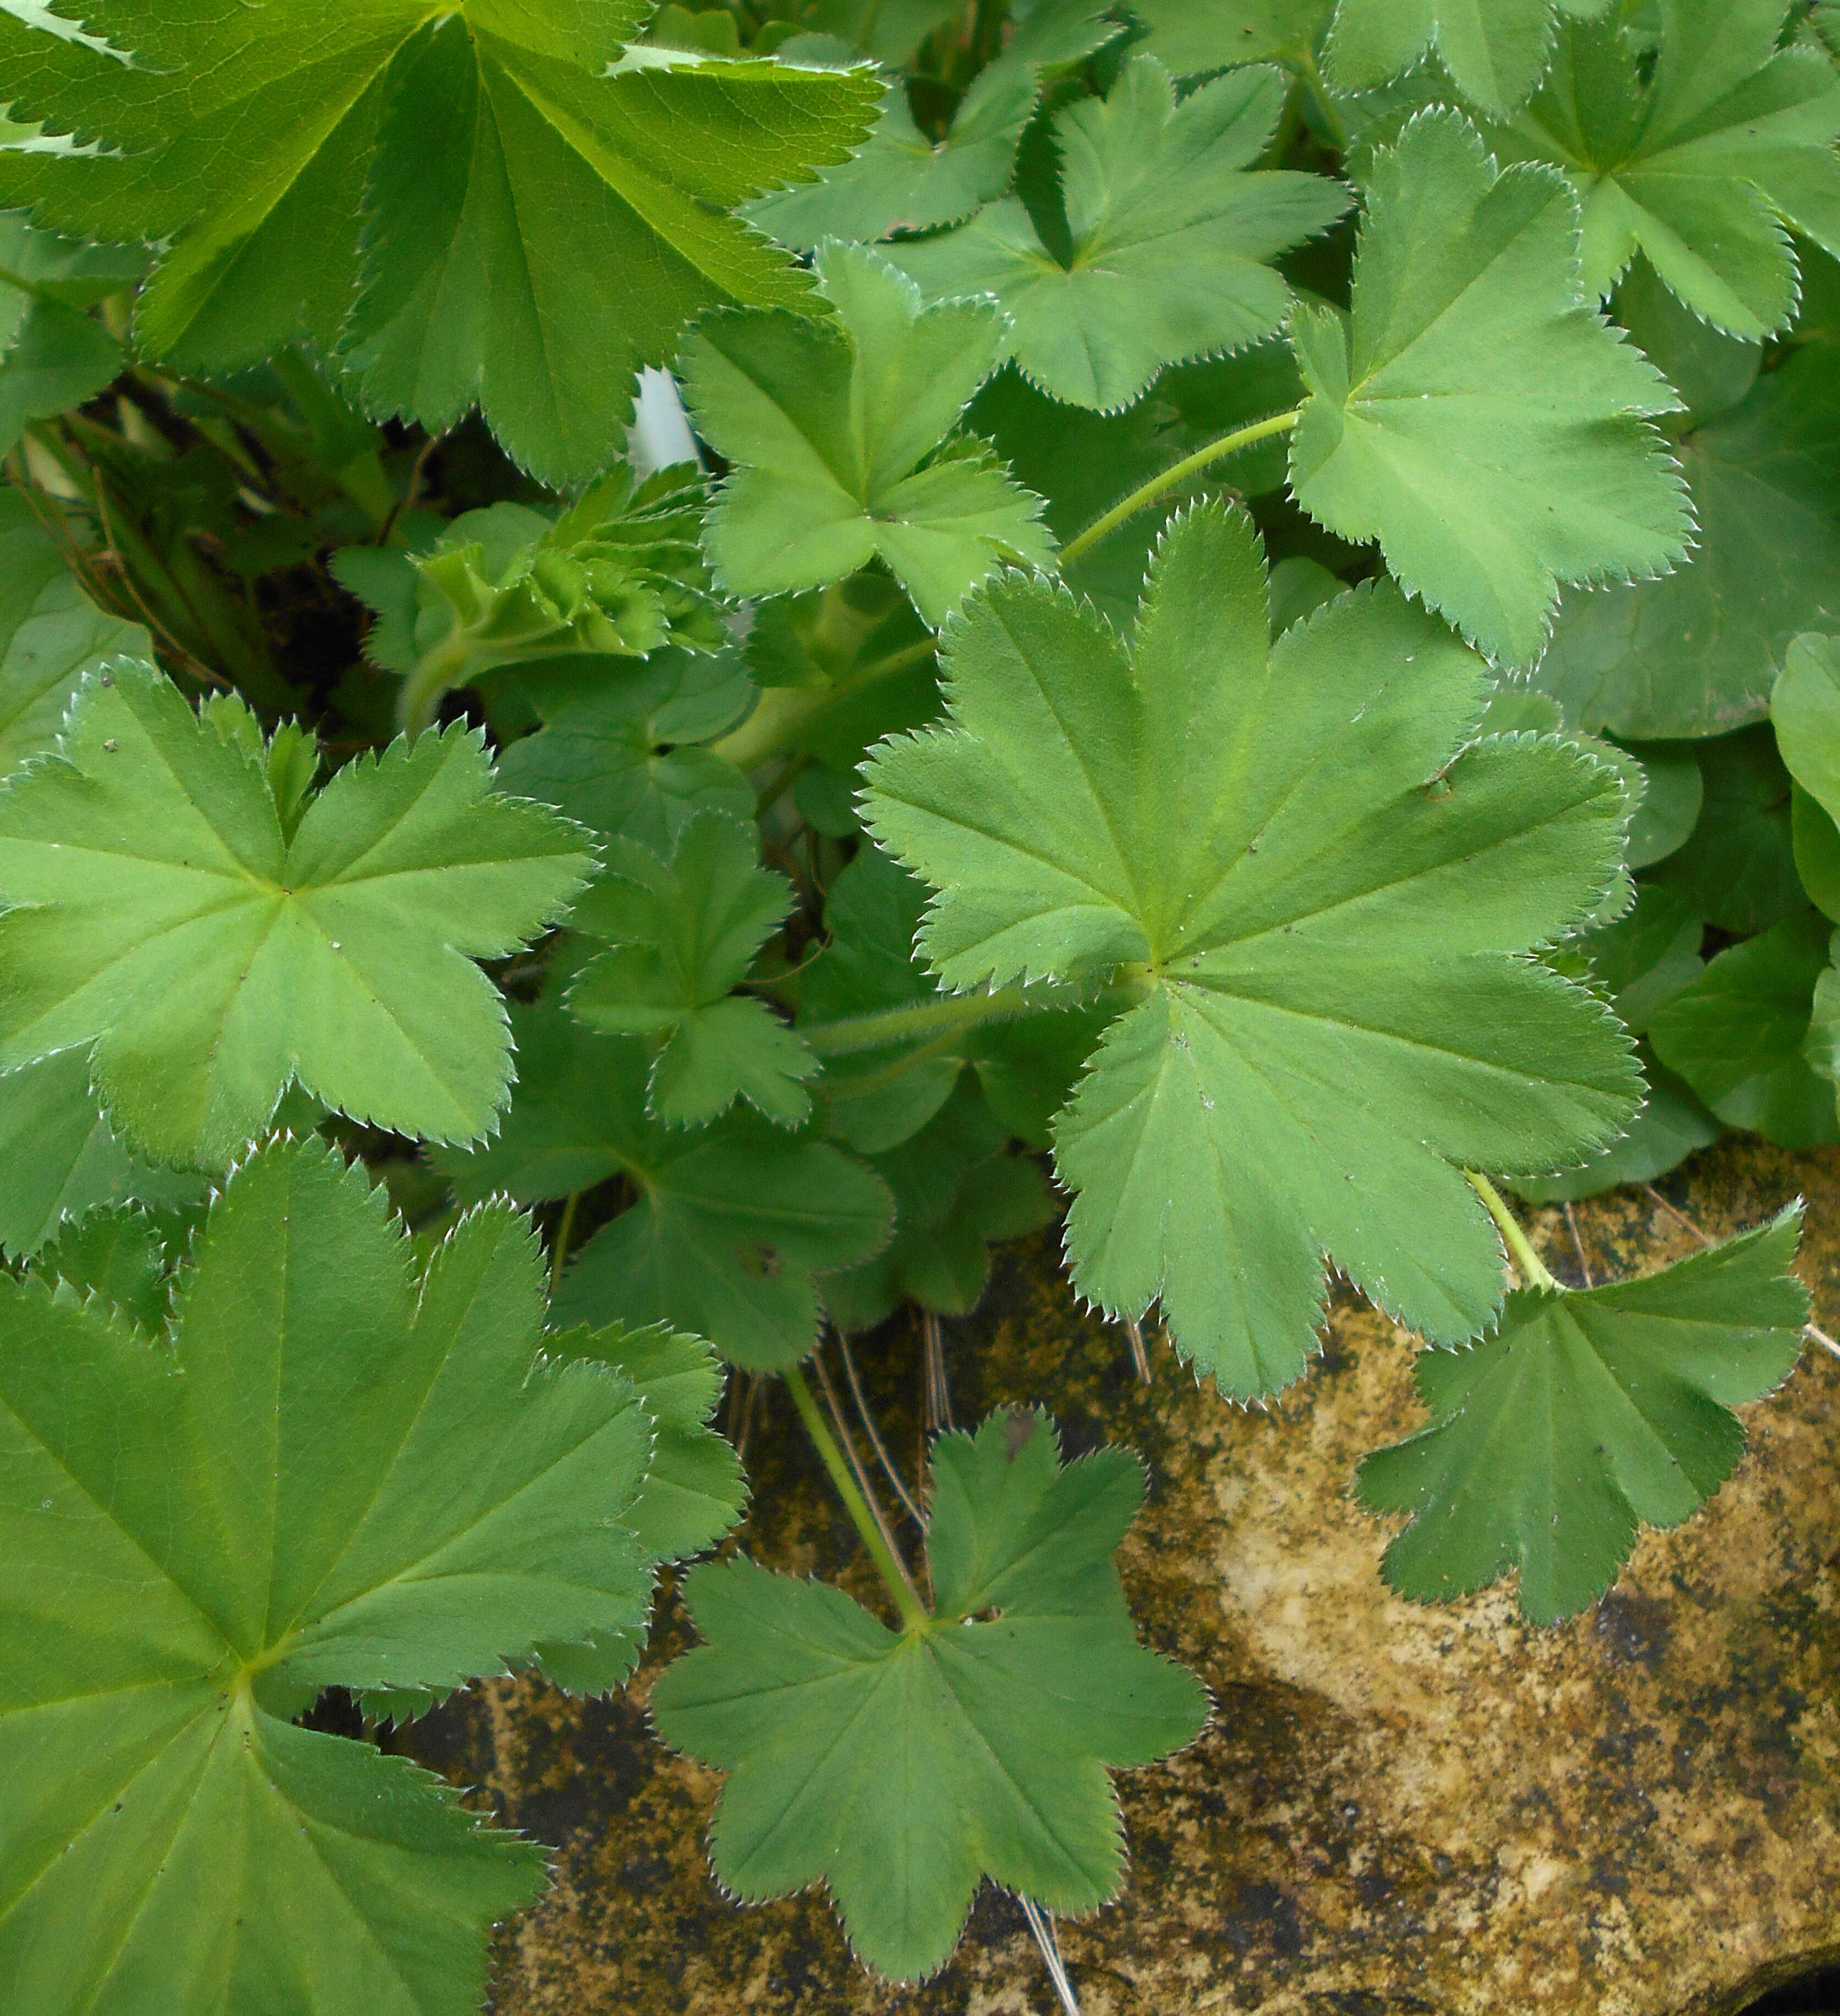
[1295,45,1349,151]
[784,1362,929,1631]
[1060,408,1304,566]
[1465,1172,1560,1292]
[801,985,1032,1059]
[550,1191,582,1292]
[710,634,938,771]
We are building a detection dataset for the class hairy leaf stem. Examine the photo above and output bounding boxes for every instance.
[1465,1172,1560,1293]
[711,634,939,771]
[801,985,1034,1058]
[783,1363,929,1630]
[1059,407,1304,566]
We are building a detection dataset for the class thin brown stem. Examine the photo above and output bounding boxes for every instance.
[1643,1184,1713,1246]
[1124,1317,1153,1384]
[1562,1202,1594,1288]
[835,1328,926,1528]
[921,1308,954,1432]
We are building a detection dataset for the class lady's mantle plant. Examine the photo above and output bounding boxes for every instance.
[0,0,1833,2007]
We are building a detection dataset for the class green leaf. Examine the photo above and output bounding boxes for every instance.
[516,1318,747,1696]
[1794,777,1840,919]
[805,0,962,63]
[1772,629,1840,830]
[1475,0,1840,339]
[568,813,819,1128]
[652,1409,1208,1981]
[822,1076,1055,1331]
[1613,256,1761,428]
[1512,1056,1719,1201]
[1134,0,1333,72]
[436,999,892,1369]
[32,1201,179,1333]
[684,242,1053,628]
[492,650,755,853]
[801,843,1103,1154]
[1532,338,1840,739]
[1650,906,1840,1145]
[1324,0,1614,117]
[863,503,1641,1398]
[744,5,1118,248]
[0,486,150,775]
[0,1135,677,2008]
[0,4,881,484]
[1648,724,1800,935]
[1289,109,1690,669]
[888,57,1349,412]
[1357,1208,1807,1623]
[0,1048,207,1257]
[0,666,592,1166]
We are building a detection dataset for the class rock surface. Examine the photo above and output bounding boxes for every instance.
[399,1139,1840,2014]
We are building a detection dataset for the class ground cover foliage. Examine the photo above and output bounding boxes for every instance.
[0,0,1833,2007]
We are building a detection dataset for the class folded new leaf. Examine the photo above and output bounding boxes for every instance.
[0,1,880,484]
[862,501,1641,1398]
[0,1137,738,2011]
[653,1409,1208,1981]
[683,241,1054,627]
[1289,109,1691,669]
[0,669,592,1166]
[1357,1208,1808,1623]
[335,464,728,731]
[569,812,820,1128]
[888,56,1350,411]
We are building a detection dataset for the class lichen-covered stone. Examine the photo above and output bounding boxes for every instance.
[398,1140,1840,2013]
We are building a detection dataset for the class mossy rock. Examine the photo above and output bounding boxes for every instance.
[399,1138,1840,2013]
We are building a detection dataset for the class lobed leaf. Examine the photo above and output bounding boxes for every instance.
[863,502,1641,1397]
[1359,1208,1808,1623]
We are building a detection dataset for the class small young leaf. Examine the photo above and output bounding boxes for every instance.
[1650,907,1840,1146]
[0,489,150,774]
[436,999,892,1369]
[889,57,1349,411]
[683,241,1053,627]
[744,4,1118,248]
[0,666,592,1165]
[1289,108,1690,669]
[653,1409,1207,1981]
[822,1076,1055,1332]
[0,1136,675,2009]
[1475,0,1840,338]
[569,813,819,1128]
[493,651,755,853]
[1358,1209,1808,1623]
[0,3,882,484]
[863,503,1641,1396]
[1324,0,1614,117]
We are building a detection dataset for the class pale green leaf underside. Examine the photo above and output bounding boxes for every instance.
[653,1412,1207,1981]
[863,503,1641,1397]
[0,1,880,484]
[1289,108,1690,670]
[0,1138,665,2011]
[685,242,1053,628]
[1359,1208,1808,1622]
[888,57,1349,412]
[0,667,592,1167]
